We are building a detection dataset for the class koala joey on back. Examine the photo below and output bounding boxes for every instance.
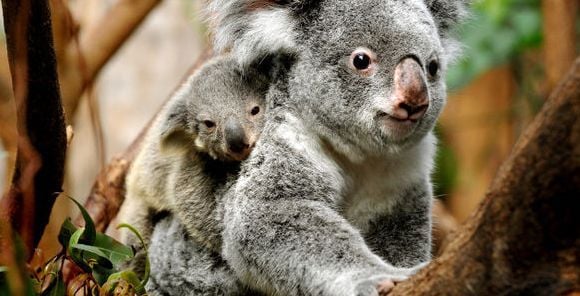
[120,55,273,253]
[202,0,469,295]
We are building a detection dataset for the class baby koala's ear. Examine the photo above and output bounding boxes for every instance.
[247,50,297,87]
[159,98,195,154]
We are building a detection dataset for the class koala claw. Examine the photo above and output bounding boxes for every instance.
[376,280,395,295]
[356,263,428,296]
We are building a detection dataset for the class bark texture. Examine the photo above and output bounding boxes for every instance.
[392,58,580,295]
[0,0,67,259]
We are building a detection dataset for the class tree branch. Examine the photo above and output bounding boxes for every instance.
[392,57,580,295]
[58,0,162,118]
[0,0,67,259]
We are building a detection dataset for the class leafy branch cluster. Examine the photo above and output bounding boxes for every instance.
[0,197,149,296]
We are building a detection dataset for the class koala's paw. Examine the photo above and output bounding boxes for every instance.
[353,275,403,296]
[354,264,428,296]
[375,279,395,295]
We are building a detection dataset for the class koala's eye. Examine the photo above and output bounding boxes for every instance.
[353,53,371,70]
[427,59,440,78]
[251,106,260,116]
[349,48,376,74]
[203,120,215,128]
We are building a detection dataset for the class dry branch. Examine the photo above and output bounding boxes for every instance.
[58,0,162,117]
[0,0,67,259]
[392,58,580,295]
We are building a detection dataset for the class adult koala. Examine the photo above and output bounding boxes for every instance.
[147,0,468,295]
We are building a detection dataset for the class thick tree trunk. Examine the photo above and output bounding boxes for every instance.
[0,0,67,259]
[392,58,580,295]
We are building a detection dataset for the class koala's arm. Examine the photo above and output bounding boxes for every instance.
[222,138,416,296]
[363,181,433,268]
[145,215,254,296]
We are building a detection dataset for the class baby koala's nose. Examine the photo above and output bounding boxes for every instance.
[225,118,251,160]
[390,57,429,121]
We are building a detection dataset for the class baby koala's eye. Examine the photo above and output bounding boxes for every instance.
[349,48,376,75]
[427,59,440,78]
[203,120,215,128]
[251,106,260,116]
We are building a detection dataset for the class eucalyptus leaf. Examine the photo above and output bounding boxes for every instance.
[0,267,9,296]
[92,263,115,286]
[67,228,91,272]
[106,270,145,295]
[73,244,113,269]
[67,196,96,244]
[93,233,134,267]
[117,223,149,286]
[57,217,78,248]
[40,277,64,296]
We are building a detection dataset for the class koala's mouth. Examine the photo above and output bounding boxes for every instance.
[376,111,420,125]
[376,111,419,139]
[224,151,250,162]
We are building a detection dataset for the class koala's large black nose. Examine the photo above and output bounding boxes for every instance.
[224,118,251,159]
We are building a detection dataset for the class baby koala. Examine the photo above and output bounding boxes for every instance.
[119,55,271,253]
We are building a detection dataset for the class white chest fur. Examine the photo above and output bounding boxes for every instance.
[275,113,435,232]
[339,134,436,232]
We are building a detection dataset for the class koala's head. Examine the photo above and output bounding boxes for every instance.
[159,56,272,162]
[208,0,469,155]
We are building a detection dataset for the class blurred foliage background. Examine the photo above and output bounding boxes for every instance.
[0,0,578,260]
[447,0,544,90]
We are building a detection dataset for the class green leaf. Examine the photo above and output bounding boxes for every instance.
[0,267,9,296]
[40,277,64,296]
[57,218,78,248]
[92,264,114,286]
[67,228,91,272]
[71,244,115,269]
[106,270,145,295]
[117,223,149,286]
[67,196,96,244]
[0,234,37,296]
[93,233,134,267]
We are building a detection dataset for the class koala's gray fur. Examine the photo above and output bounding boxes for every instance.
[145,214,262,296]
[145,0,469,295]
[118,55,271,256]
[205,0,468,295]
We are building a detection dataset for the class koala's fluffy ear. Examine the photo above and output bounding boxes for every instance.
[425,0,471,61]
[159,98,194,154]
[425,0,471,34]
[246,51,297,88]
[425,0,470,34]
[206,0,313,66]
